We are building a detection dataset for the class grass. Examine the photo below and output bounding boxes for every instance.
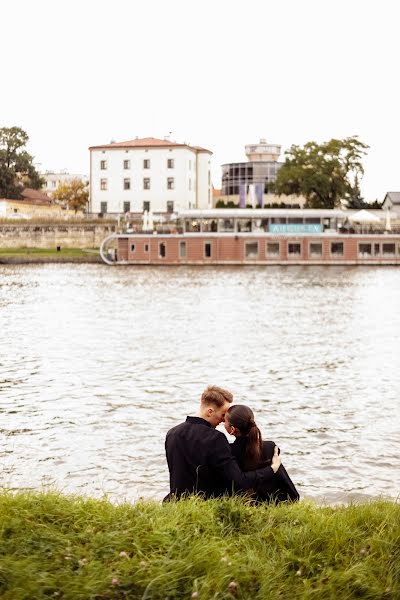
[0,492,398,599]
[0,247,101,262]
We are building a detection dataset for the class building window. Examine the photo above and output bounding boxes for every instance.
[245,242,259,259]
[123,178,131,190]
[189,178,192,191]
[143,159,150,169]
[309,242,323,257]
[143,178,150,190]
[382,243,395,256]
[123,160,130,169]
[167,158,174,168]
[130,244,135,253]
[159,242,166,258]
[100,160,107,170]
[374,243,380,256]
[144,243,149,252]
[331,242,344,256]
[167,177,174,190]
[123,201,130,213]
[288,242,301,256]
[167,201,174,213]
[52,181,57,188]
[204,242,212,258]
[266,242,280,257]
[358,243,372,258]
[189,160,192,169]
[100,201,107,213]
[179,241,187,258]
[100,179,107,190]
[143,201,150,212]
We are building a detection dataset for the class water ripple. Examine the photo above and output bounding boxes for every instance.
[1,264,400,503]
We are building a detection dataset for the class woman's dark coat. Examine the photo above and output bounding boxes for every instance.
[231,437,300,503]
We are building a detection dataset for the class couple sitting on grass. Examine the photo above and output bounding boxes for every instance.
[164,385,299,503]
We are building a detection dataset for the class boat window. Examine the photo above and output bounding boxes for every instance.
[288,242,301,256]
[159,243,166,258]
[288,217,303,224]
[185,220,201,232]
[266,242,280,257]
[309,242,322,257]
[204,242,212,258]
[245,242,259,259]
[179,241,187,258]
[358,243,372,257]
[382,243,395,256]
[331,242,344,256]
[236,219,252,232]
[305,218,321,224]
[201,219,218,232]
[218,218,234,232]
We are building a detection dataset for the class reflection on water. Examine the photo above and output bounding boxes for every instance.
[1,264,400,503]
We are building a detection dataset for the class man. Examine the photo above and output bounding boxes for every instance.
[164,385,281,500]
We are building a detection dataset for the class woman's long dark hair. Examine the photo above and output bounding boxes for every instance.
[227,405,263,470]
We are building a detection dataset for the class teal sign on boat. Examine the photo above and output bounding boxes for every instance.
[269,224,323,234]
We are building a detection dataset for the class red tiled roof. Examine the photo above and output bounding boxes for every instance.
[89,137,212,153]
[21,188,53,204]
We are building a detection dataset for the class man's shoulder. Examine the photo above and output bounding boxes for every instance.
[166,419,227,443]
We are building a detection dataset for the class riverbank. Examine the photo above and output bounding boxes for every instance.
[0,247,102,264]
[0,492,398,599]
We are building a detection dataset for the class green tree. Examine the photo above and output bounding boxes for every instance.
[0,126,44,198]
[271,136,369,209]
[53,179,89,213]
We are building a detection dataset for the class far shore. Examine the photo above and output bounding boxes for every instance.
[0,247,102,264]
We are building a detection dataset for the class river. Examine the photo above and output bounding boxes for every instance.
[1,264,399,504]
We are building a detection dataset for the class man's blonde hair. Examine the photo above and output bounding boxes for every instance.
[201,385,233,408]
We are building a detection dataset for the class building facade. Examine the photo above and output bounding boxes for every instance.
[41,171,88,197]
[89,137,212,214]
[219,138,305,208]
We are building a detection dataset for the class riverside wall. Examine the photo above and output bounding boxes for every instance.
[0,224,116,249]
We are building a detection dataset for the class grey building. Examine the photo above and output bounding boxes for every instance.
[221,139,283,205]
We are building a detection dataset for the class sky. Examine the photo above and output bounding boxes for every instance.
[2,0,399,201]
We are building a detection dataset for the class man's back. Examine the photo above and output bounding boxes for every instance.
[165,416,232,498]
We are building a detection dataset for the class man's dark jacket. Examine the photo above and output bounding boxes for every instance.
[164,416,276,499]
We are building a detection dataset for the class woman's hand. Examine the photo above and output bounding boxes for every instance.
[271,446,281,473]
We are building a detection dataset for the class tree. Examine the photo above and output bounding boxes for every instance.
[0,126,44,198]
[53,179,89,213]
[271,136,369,209]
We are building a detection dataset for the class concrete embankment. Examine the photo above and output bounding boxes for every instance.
[0,222,116,250]
[0,222,116,263]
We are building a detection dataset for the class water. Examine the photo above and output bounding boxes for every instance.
[1,264,399,504]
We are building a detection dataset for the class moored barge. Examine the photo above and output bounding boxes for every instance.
[100,209,400,266]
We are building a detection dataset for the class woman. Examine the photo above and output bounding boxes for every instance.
[225,404,299,503]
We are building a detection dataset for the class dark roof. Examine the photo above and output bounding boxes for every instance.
[384,192,400,205]
[89,136,212,154]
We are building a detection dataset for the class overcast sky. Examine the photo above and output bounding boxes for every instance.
[2,0,399,200]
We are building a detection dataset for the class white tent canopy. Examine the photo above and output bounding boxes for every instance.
[348,209,381,224]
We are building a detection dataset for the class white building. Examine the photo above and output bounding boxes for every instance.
[41,171,88,197]
[89,137,212,214]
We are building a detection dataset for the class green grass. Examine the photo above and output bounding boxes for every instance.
[0,247,101,261]
[0,492,398,599]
